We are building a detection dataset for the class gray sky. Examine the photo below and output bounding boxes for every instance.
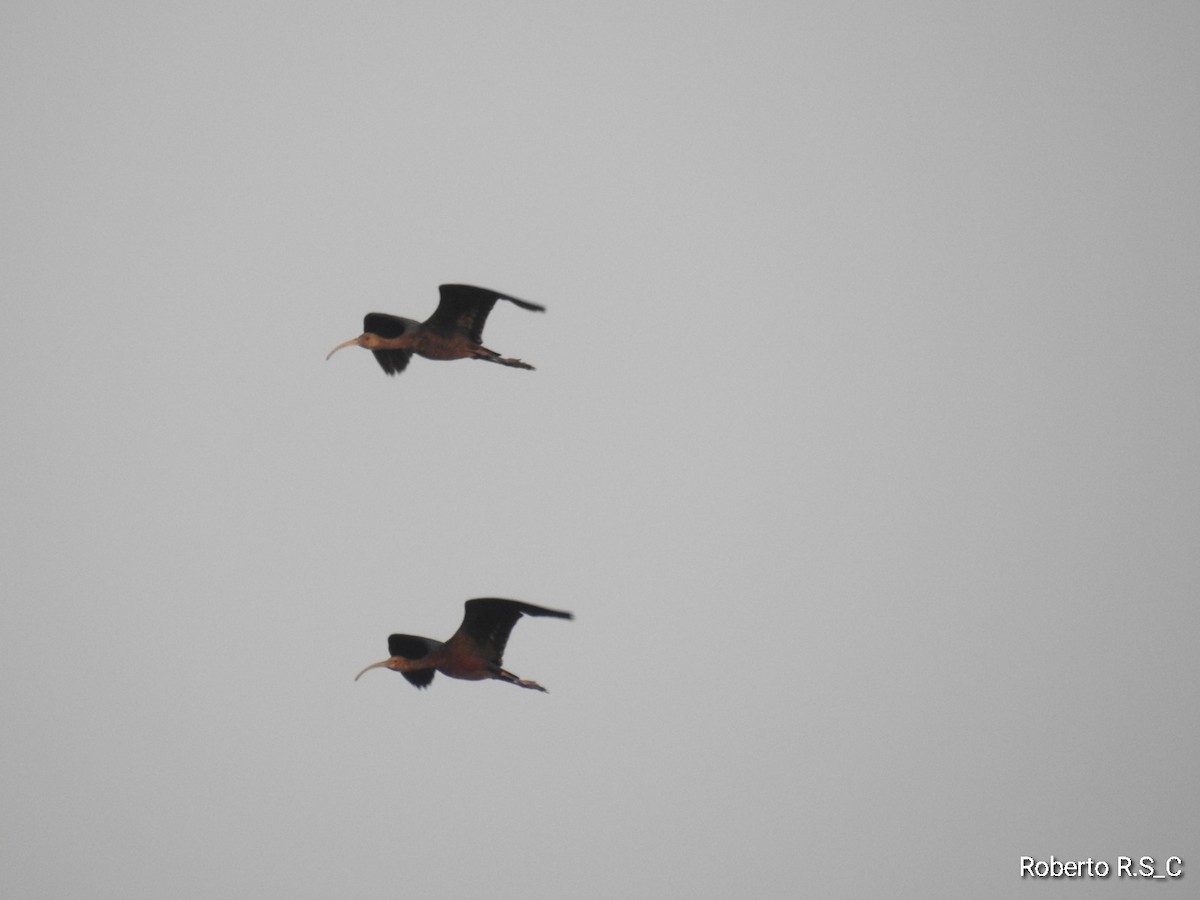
[3,3,1197,898]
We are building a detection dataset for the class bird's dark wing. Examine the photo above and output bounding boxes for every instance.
[371,349,411,376]
[364,313,409,338]
[446,598,572,666]
[402,669,436,689]
[363,313,413,376]
[424,284,545,344]
[388,633,438,659]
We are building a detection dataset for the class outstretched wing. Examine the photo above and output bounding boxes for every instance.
[424,285,545,344]
[363,313,413,376]
[446,597,572,666]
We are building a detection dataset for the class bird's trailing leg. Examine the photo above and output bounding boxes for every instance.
[494,667,548,692]
[472,347,535,370]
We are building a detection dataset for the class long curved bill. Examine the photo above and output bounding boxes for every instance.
[354,659,394,681]
[326,337,363,360]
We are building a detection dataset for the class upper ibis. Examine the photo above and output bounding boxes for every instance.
[326,283,545,376]
[355,597,572,692]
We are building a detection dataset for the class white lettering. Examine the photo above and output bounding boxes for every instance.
[1019,856,1106,878]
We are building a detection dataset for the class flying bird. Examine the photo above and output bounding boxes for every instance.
[355,598,573,692]
[326,283,545,376]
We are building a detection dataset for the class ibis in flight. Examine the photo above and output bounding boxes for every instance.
[326,283,545,376]
[355,598,573,692]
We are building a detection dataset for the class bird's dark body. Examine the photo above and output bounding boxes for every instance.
[327,284,545,377]
[356,598,572,692]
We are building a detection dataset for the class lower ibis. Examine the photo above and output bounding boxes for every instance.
[355,598,572,692]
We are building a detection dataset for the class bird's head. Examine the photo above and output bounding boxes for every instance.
[326,317,421,360]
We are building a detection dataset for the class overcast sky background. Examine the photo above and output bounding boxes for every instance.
[2,3,1198,898]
